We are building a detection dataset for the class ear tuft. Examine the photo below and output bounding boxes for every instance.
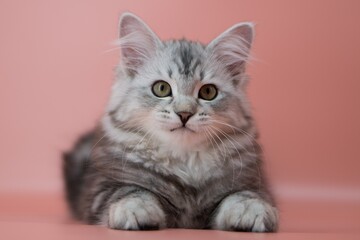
[208,22,254,76]
[117,13,161,76]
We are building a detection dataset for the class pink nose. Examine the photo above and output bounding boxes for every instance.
[176,112,193,125]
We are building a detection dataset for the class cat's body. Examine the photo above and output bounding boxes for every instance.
[63,13,278,232]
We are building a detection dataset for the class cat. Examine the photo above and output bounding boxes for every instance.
[63,12,278,232]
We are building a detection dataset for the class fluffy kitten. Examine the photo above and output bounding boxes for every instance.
[63,13,278,232]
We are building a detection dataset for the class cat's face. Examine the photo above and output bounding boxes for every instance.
[107,13,254,151]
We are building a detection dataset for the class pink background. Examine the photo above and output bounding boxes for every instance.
[1,0,360,209]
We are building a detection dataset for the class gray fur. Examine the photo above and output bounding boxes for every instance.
[63,13,278,232]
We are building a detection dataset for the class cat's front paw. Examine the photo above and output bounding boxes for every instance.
[212,191,278,232]
[106,192,166,230]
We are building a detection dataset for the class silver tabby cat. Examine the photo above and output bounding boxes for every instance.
[63,13,278,232]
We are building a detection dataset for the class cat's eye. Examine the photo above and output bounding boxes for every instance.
[152,81,172,98]
[198,84,217,101]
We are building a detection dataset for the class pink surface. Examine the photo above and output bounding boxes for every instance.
[1,0,360,239]
[0,194,359,239]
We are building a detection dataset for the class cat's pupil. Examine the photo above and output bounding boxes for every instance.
[160,85,165,91]
[206,88,210,95]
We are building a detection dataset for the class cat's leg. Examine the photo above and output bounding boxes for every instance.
[90,186,167,230]
[96,188,166,230]
[211,191,278,232]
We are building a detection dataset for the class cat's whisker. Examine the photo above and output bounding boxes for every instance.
[209,121,263,187]
[209,119,240,135]
[208,124,263,188]
[209,125,245,180]
[204,126,224,160]
[121,125,151,169]
[208,125,239,190]
[207,126,231,163]
[105,116,151,170]
[203,127,217,156]
[113,115,149,129]
[102,46,121,54]
[209,119,261,154]
[88,134,107,159]
[210,125,254,158]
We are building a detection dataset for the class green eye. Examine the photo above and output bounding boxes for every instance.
[152,81,172,98]
[198,84,217,100]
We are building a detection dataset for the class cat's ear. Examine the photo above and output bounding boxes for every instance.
[207,22,254,75]
[118,13,161,76]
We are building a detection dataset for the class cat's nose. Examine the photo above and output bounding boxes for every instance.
[176,112,193,126]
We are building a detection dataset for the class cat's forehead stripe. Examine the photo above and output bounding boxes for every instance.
[199,70,204,81]
[179,41,191,76]
[168,40,205,80]
[167,68,173,79]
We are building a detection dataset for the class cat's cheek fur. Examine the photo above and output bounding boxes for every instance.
[104,192,166,230]
[211,191,278,232]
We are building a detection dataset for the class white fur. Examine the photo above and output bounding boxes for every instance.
[212,191,278,232]
[106,192,166,229]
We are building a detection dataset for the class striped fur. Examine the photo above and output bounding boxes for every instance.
[63,13,278,232]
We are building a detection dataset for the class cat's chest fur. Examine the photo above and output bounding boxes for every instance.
[120,139,226,187]
[100,118,227,186]
[119,142,229,228]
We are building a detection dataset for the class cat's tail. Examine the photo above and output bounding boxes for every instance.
[62,131,95,218]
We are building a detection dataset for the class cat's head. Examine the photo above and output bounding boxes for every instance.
[106,13,254,151]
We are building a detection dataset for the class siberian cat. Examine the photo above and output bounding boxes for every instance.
[63,13,278,232]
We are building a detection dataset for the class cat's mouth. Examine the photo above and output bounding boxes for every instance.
[170,126,195,133]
